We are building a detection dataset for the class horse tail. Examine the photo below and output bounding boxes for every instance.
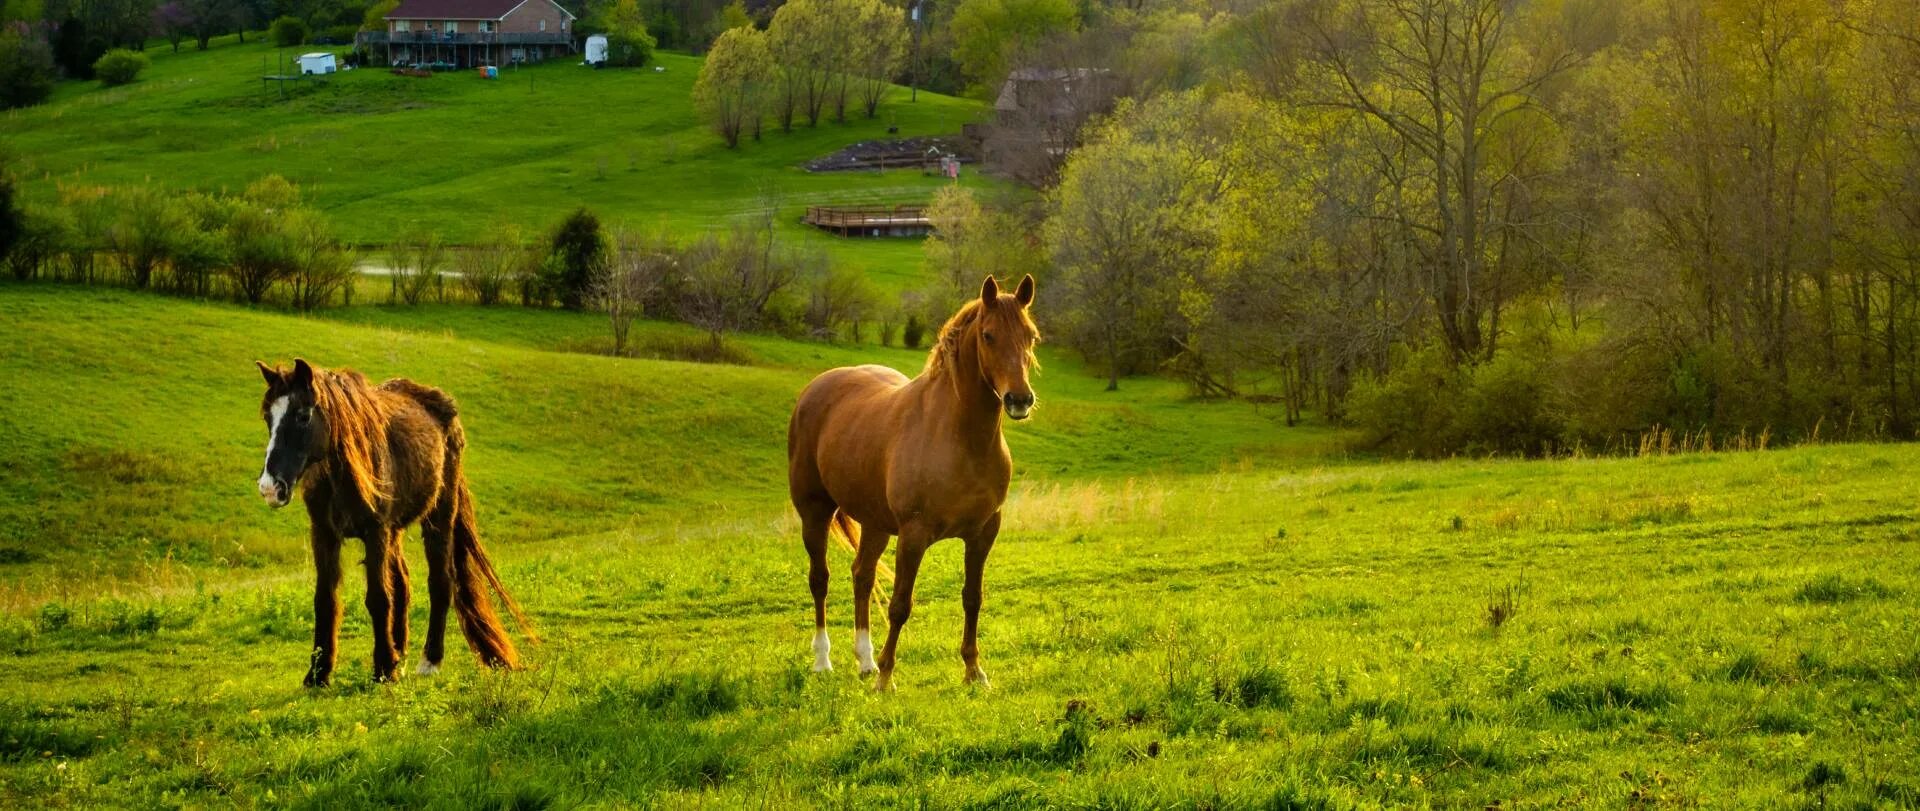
[830,509,895,590]
[444,427,538,669]
[829,510,860,557]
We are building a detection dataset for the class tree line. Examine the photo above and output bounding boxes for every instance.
[691,0,906,147]
[0,171,906,356]
[1019,0,1920,455]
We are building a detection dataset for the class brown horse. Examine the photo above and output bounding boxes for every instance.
[788,275,1039,690]
[254,359,535,686]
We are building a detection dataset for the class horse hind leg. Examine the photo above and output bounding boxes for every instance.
[418,500,455,675]
[797,499,835,672]
[362,530,403,682]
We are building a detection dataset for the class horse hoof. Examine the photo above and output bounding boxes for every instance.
[965,668,991,689]
[812,661,833,673]
[874,672,895,692]
[416,659,441,676]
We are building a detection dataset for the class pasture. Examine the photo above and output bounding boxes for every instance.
[0,37,1001,292]
[2,283,1917,807]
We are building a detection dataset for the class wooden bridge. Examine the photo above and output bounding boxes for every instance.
[803,205,932,237]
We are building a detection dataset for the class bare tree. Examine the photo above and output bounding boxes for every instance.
[593,229,676,355]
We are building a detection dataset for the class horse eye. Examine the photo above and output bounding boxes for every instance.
[984,332,996,344]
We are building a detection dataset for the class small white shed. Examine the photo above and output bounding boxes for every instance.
[584,35,608,65]
[297,52,337,75]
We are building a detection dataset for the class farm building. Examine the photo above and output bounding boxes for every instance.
[356,0,576,69]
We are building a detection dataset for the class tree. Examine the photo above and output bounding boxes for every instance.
[458,224,529,306]
[103,186,184,288]
[0,172,17,267]
[592,229,673,355]
[386,229,445,305]
[0,31,54,109]
[183,0,234,50]
[801,259,880,341]
[92,48,148,85]
[851,0,907,119]
[153,2,193,52]
[948,0,1076,92]
[548,207,606,310]
[218,176,306,303]
[694,25,774,147]
[1045,92,1222,390]
[594,0,657,67]
[1295,0,1577,365]
[268,14,306,47]
[767,0,834,129]
[286,209,353,311]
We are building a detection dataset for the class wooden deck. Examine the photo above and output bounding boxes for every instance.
[803,205,932,237]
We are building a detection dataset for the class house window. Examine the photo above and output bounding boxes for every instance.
[477,21,493,33]
[394,19,410,31]
[444,20,457,33]
[538,19,546,32]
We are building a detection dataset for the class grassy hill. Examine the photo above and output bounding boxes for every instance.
[0,37,1001,291]
[3,284,1918,807]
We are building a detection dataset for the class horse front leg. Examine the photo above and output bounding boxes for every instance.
[388,539,412,663]
[961,513,1000,686]
[305,525,344,688]
[874,529,929,692]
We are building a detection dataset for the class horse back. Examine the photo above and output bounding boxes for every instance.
[375,378,462,524]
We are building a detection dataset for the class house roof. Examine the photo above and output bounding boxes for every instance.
[386,0,575,21]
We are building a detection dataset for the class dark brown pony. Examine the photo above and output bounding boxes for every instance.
[788,275,1039,690]
[254,359,535,686]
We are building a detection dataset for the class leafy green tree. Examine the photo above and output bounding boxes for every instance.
[948,0,1075,91]
[548,208,606,310]
[92,48,149,86]
[594,0,657,67]
[0,32,55,109]
[268,15,307,47]
[694,25,775,147]
[851,0,906,119]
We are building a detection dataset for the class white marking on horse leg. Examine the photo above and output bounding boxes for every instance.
[416,658,440,676]
[855,629,876,675]
[812,629,832,672]
[258,396,289,503]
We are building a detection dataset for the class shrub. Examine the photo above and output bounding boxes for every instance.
[547,208,606,310]
[1347,345,1464,457]
[92,49,150,86]
[0,32,57,109]
[269,16,310,48]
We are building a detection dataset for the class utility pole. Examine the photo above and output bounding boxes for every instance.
[909,0,925,102]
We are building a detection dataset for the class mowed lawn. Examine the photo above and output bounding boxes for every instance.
[0,37,1001,291]
[3,285,1919,808]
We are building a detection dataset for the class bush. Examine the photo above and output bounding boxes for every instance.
[595,0,658,67]
[0,33,57,109]
[547,208,606,310]
[269,16,310,48]
[92,49,150,86]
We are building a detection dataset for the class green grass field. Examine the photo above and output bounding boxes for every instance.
[3,283,1918,808]
[0,37,1002,291]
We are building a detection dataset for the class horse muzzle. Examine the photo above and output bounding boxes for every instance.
[1003,393,1035,421]
[258,473,291,508]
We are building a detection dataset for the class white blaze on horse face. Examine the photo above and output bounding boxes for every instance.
[855,629,876,674]
[811,629,832,672]
[257,396,290,504]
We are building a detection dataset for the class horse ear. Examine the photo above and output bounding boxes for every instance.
[980,275,1000,308]
[291,358,314,390]
[1015,274,1035,308]
[256,361,282,386]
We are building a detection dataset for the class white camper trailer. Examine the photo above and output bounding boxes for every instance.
[297,52,337,75]
[584,35,608,66]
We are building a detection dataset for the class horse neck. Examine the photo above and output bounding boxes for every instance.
[938,334,1004,444]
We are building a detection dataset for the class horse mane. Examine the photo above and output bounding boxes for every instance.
[922,299,1041,380]
[310,367,392,508]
